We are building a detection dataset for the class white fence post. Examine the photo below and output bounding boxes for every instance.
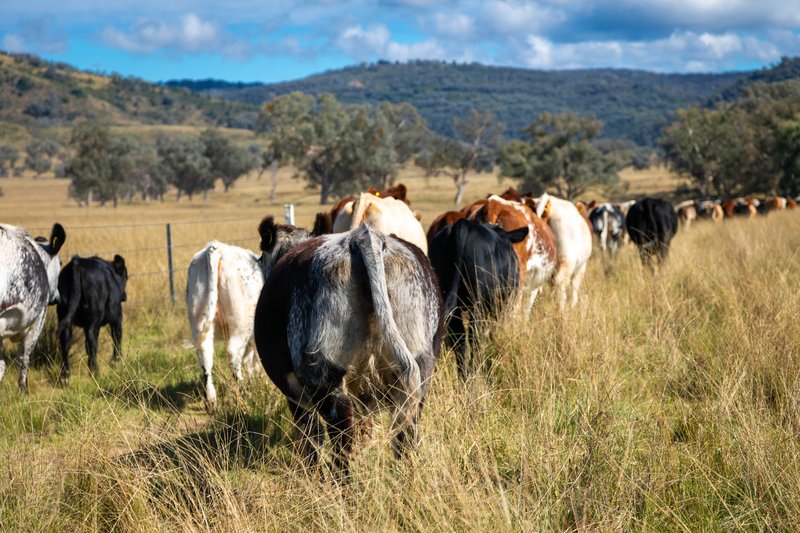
[284,203,295,225]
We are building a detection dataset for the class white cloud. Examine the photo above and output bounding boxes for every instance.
[430,12,474,39]
[334,24,391,58]
[100,13,245,56]
[483,1,566,35]
[519,30,787,72]
[385,39,447,61]
[2,34,26,53]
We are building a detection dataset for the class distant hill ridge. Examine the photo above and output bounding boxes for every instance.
[167,58,800,147]
[2,51,798,148]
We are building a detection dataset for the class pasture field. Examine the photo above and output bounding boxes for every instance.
[2,167,800,531]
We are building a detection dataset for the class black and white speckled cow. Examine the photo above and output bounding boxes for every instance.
[254,216,444,477]
[0,223,66,391]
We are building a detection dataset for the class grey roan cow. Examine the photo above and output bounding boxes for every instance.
[254,216,444,477]
[0,223,66,391]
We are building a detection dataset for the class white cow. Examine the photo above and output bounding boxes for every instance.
[347,193,428,255]
[0,223,65,390]
[534,194,593,308]
[186,241,265,412]
[186,222,311,412]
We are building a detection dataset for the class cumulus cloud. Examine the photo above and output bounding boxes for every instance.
[335,24,391,59]
[334,23,459,62]
[100,13,250,58]
[429,12,474,39]
[520,30,786,72]
[1,16,67,54]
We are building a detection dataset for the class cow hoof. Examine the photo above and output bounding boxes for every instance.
[59,374,70,387]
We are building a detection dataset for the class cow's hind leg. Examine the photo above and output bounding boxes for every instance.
[226,333,248,385]
[288,399,325,468]
[58,319,73,385]
[553,263,571,310]
[109,319,123,364]
[386,364,423,460]
[570,262,588,308]
[84,322,101,376]
[0,341,7,383]
[320,390,355,479]
[446,309,470,380]
[18,312,46,392]
[197,324,217,412]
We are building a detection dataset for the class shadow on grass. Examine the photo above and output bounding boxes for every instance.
[100,378,202,412]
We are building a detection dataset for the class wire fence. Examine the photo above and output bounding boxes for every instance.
[31,210,295,310]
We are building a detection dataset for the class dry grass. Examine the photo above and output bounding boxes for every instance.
[3,167,798,531]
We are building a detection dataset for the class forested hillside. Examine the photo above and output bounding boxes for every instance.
[0,52,259,144]
[167,60,752,146]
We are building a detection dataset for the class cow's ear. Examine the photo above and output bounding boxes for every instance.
[112,254,126,275]
[258,216,278,251]
[506,226,529,244]
[50,223,66,255]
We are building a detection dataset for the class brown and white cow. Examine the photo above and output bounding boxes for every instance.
[470,195,556,310]
[531,193,593,308]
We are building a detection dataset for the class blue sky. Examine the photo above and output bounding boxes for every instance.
[1,1,799,83]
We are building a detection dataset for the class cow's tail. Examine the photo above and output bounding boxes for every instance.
[442,220,468,319]
[59,256,82,327]
[352,225,421,401]
[600,208,609,252]
[188,242,221,345]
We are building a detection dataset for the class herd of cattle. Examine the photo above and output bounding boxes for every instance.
[1,186,797,475]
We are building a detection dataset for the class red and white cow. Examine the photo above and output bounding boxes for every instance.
[470,195,556,310]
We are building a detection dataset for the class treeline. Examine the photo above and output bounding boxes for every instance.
[63,126,260,206]
[173,59,750,147]
[259,92,641,204]
[661,78,800,198]
[0,140,66,178]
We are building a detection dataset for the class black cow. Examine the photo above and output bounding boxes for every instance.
[254,217,443,476]
[625,197,678,268]
[429,218,527,379]
[57,255,128,384]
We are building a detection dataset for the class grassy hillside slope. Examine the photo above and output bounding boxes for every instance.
[0,52,259,145]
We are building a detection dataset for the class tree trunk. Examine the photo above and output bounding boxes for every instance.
[86,189,93,206]
[203,189,209,202]
[453,171,468,206]
[176,189,183,203]
[269,160,279,203]
[113,195,118,208]
[319,178,331,205]
[382,173,392,189]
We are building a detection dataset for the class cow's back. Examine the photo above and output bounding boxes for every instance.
[187,242,263,341]
[626,198,677,246]
[0,225,49,338]
[547,197,593,266]
[57,257,121,328]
